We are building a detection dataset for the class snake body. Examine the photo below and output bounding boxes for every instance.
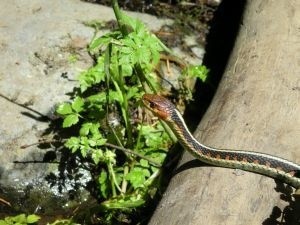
[142,94,300,189]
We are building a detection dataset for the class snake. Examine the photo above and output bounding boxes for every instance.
[142,93,300,190]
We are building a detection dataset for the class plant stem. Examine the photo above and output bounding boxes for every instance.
[160,120,177,143]
[121,165,129,192]
[117,69,134,147]
[105,143,161,167]
[111,0,157,94]
[108,161,122,195]
[111,0,128,36]
[144,169,161,187]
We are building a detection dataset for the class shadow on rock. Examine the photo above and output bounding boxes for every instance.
[263,181,300,225]
[0,92,100,222]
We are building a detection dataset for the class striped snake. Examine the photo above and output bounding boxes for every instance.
[142,94,300,190]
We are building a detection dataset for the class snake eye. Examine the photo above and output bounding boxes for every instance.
[149,102,155,108]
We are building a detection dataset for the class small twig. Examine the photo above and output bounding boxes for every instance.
[160,53,187,69]
[166,56,171,74]
[121,165,129,193]
[108,161,123,194]
[21,139,162,167]
[104,143,162,167]
[20,138,60,149]
[0,197,11,207]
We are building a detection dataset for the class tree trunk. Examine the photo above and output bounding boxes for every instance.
[149,0,300,224]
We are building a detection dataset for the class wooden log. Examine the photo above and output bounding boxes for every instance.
[149,0,300,224]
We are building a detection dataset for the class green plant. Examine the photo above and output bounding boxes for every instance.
[55,0,208,223]
[0,214,40,225]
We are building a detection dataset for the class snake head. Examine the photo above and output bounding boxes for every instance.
[142,94,176,121]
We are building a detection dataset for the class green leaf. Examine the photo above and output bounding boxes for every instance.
[63,114,79,128]
[144,72,161,91]
[88,31,121,51]
[122,37,136,49]
[95,138,106,146]
[72,97,84,113]
[88,139,97,147]
[140,159,149,167]
[186,65,209,82]
[98,170,109,198]
[92,149,104,164]
[26,214,40,224]
[89,123,100,135]
[109,90,123,104]
[126,86,140,100]
[136,46,150,64]
[78,57,106,93]
[104,150,116,164]
[101,194,145,210]
[79,136,92,158]
[80,147,89,158]
[56,103,72,115]
[125,167,150,189]
[87,92,106,105]
[65,137,80,153]
[89,36,110,51]
[119,12,139,31]
[12,214,26,223]
[137,124,171,152]
[79,123,93,136]
[99,170,107,183]
[79,122,101,137]
[114,171,124,187]
[121,64,133,77]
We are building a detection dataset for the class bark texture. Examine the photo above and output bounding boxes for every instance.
[149,0,300,224]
